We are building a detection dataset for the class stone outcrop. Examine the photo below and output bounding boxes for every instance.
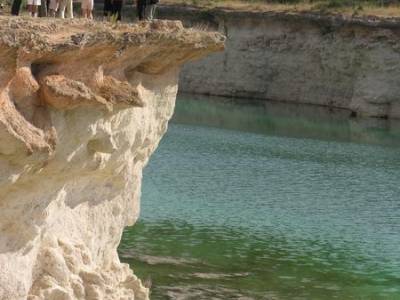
[0,16,224,300]
[159,6,400,119]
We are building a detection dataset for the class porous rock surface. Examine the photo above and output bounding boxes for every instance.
[0,16,223,300]
[159,6,400,118]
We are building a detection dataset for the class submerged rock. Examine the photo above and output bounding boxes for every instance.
[0,17,224,300]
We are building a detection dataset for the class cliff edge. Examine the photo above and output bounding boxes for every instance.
[0,17,224,300]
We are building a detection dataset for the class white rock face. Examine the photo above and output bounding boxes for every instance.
[160,7,400,118]
[0,17,224,300]
[0,71,177,300]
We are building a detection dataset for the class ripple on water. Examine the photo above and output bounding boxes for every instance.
[119,97,400,299]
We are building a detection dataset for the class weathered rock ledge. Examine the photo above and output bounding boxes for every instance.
[0,17,224,300]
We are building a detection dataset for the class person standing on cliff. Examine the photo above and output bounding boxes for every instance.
[103,0,112,20]
[58,0,73,18]
[145,0,158,20]
[11,0,22,15]
[27,0,41,17]
[137,0,157,21]
[136,0,146,21]
[81,0,93,19]
[111,0,123,21]
[48,0,59,17]
[104,0,123,22]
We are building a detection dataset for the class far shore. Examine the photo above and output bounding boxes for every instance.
[162,0,400,19]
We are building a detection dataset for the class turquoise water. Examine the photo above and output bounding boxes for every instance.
[119,95,400,299]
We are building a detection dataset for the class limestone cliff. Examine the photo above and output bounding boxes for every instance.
[0,17,224,300]
[159,6,400,119]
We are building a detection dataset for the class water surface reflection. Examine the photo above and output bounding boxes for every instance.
[174,94,400,147]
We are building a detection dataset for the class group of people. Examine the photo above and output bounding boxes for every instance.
[11,0,73,18]
[10,0,158,21]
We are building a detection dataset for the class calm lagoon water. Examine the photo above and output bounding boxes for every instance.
[119,95,400,299]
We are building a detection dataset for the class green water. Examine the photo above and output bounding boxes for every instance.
[119,95,400,299]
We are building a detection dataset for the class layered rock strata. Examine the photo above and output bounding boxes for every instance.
[159,6,400,118]
[0,17,224,300]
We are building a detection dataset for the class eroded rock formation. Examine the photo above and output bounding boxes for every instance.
[0,17,224,300]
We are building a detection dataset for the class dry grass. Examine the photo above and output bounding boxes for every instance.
[163,0,400,18]
[346,4,400,17]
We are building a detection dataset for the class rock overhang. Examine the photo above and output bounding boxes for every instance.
[0,17,225,156]
[0,16,224,300]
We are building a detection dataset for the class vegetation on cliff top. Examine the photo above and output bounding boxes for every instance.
[164,0,400,18]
